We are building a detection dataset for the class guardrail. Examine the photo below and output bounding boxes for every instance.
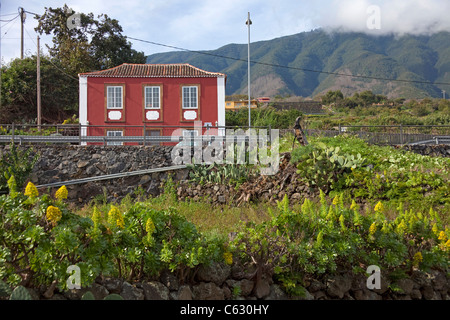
[0,123,273,146]
[300,125,450,145]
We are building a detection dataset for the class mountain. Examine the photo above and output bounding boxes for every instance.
[146,29,450,99]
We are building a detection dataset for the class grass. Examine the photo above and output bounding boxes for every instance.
[74,134,448,236]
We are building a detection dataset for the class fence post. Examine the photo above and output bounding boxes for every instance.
[143,123,146,146]
[338,123,341,135]
[12,123,15,144]
[79,123,82,146]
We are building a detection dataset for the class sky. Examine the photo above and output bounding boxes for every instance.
[2,0,450,65]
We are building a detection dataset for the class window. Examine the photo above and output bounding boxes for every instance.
[145,129,161,145]
[178,129,199,147]
[144,86,160,109]
[182,86,198,109]
[107,130,123,146]
[107,86,123,109]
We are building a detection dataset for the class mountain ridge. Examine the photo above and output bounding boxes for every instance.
[146,29,450,99]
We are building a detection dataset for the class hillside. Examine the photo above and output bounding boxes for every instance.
[146,29,450,99]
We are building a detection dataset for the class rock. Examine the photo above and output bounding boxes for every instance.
[290,193,302,201]
[102,278,123,294]
[308,279,326,293]
[264,284,288,300]
[291,287,314,300]
[159,271,179,291]
[395,278,414,295]
[139,175,151,185]
[254,277,271,299]
[177,285,193,300]
[326,274,352,299]
[197,262,231,286]
[353,289,382,300]
[142,281,170,300]
[192,282,225,300]
[120,281,144,300]
[77,160,90,168]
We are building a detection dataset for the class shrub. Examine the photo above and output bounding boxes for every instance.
[0,144,37,193]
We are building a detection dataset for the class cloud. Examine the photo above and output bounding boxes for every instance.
[313,0,450,35]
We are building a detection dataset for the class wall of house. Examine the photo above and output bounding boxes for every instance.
[84,77,220,134]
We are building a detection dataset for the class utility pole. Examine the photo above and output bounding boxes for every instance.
[246,12,252,128]
[37,36,41,131]
[19,7,26,59]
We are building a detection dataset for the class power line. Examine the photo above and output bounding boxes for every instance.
[128,36,450,87]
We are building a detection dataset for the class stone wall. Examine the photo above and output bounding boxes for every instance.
[0,145,189,204]
[397,144,450,157]
[24,262,450,300]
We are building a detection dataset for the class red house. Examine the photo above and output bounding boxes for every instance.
[78,63,226,144]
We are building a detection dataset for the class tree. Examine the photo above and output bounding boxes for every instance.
[321,90,344,105]
[0,56,78,123]
[35,5,146,73]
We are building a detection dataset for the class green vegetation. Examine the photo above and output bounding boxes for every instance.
[226,107,303,128]
[1,5,145,124]
[0,144,37,194]
[147,30,450,99]
[292,135,449,218]
[0,135,448,298]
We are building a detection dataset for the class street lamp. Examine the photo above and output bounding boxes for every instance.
[246,12,252,128]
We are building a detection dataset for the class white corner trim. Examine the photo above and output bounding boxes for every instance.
[217,76,226,132]
[79,77,88,126]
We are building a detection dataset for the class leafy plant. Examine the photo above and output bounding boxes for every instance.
[0,143,38,193]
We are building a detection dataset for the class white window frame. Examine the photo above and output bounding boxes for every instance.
[107,130,123,146]
[180,129,199,147]
[106,86,123,109]
[144,86,161,109]
[182,86,198,109]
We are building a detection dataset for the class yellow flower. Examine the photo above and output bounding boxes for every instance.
[92,207,101,227]
[432,224,439,236]
[46,205,62,224]
[24,182,39,198]
[396,219,407,235]
[223,252,233,265]
[438,231,447,242]
[369,222,377,235]
[444,239,450,251]
[412,252,423,267]
[55,185,68,200]
[332,195,339,206]
[145,218,156,234]
[350,200,358,211]
[108,205,124,229]
[374,201,384,213]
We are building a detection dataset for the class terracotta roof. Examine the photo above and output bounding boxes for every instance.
[79,63,225,78]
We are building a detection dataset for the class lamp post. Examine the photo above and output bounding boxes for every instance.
[246,12,252,128]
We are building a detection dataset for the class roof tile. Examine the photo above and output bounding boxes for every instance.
[79,63,225,78]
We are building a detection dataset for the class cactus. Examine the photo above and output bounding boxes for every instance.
[103,294,124,300]
[10,286,32,300]
[81,291,95,300]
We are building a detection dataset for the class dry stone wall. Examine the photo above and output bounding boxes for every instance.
[1,145,189,204]
[21,263,450,300]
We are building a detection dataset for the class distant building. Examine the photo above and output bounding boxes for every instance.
[225,100,258,111]
[257,97,271,103]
